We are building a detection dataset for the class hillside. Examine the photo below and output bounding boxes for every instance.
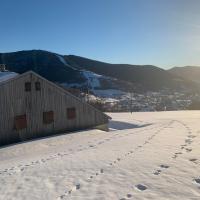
[0,50,131,93]
[169,66,200,84]
[0,50,84,84]
[0,111,200,200]
[0,50,199,93]
[66,55,198,91]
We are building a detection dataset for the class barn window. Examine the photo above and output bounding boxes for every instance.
[67,107,76,119]
[43,111,54,124]
[35,82,41,91]
[25,82,31,92]
[14,115,27,130]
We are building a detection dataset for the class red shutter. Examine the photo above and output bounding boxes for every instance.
[67,107,76,119]
[14,115,27,130]
[43,111,54,124]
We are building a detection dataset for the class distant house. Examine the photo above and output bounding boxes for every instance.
[0,71,110,146]
[0,64,6,72]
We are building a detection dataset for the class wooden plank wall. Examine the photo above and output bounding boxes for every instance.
[0,72,109,145]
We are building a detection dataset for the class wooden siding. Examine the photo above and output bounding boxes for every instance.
[0,72,109,145]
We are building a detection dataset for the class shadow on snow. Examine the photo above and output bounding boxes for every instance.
[109,120,152,131]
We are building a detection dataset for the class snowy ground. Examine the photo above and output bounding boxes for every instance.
[0,111,200,200]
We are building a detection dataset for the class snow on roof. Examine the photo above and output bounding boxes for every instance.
[0,71,18,83]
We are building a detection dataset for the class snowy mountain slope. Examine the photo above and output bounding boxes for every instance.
[81,70,102,89]
[55,54,77,70]
[55,59,126,95]
[60,69,124,96]
[80,70,124,95]
[55,55,123,92]
[0,111,200,200]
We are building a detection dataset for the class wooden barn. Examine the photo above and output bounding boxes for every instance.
[0,71,110,146]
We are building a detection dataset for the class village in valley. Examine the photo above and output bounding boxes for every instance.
[84,90,197,112]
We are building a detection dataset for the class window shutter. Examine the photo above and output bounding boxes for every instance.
[25,82,31,92]
[67,107,76,119]
[35,82,41,91]
[43,111,54,124]
[14,115,27,130]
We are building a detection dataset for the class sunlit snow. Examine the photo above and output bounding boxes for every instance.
[0,111,200,200]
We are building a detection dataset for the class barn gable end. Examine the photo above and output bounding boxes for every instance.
[0,71,110,146]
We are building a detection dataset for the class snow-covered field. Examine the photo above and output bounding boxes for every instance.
[0,111,200,200]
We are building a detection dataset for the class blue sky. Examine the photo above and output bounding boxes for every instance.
[1,0,200,68]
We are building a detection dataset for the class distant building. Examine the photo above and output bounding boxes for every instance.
[0,71,110,146]
[0,64,6,72]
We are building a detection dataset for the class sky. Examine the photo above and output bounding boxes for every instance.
[1,0,200,69]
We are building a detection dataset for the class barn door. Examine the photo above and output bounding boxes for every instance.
[14,114,27,141]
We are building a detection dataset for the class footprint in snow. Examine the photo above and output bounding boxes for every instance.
[172,152,182,158]
[185,148,192,152]
[153,169,162,175]
[58,195,65,199]
[98,141,103,144]
[160,164,170,169]
[194,179,200,184]
[153,164,169,175]
[175,152,182,155]
[188,135,196,138]
[135,184,147,191]
[68,190,72,194]
[181,144,187,147]
[185,139,192,144]
[126,193,132,198]
[172,154,177,159]
[76,184,81,190]
[189,158,198,163]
